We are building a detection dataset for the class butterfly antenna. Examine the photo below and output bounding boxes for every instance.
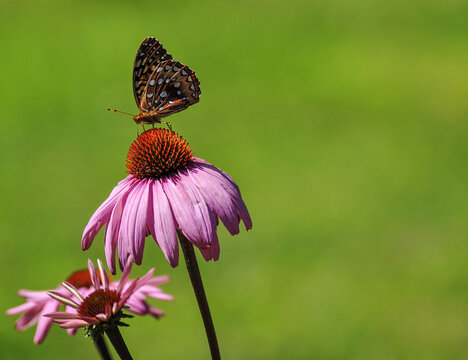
[108,108,135,117]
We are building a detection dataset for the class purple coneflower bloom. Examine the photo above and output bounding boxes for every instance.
[81,128,252,273]
[46,257,172,331]
[7,258,171,343]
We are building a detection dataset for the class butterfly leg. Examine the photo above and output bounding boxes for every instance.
[162,121,173,131]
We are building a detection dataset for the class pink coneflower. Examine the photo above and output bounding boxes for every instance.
[46,257,171,330]
[81,128,252,273]
[6,267,110,344]
[7,258,171,345]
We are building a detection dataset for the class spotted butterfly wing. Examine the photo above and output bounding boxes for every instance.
[132,38,201,125]
[132,37,173,108]
[138,61,200,118]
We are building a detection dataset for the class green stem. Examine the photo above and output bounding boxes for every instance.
[178,232,221,360]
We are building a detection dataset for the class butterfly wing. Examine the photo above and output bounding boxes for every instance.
[139,60,201,118]
[132,37,173,108]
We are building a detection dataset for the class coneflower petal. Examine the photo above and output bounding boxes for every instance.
[148,179,179,267]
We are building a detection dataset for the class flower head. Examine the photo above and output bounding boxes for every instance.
[82,128,252,273]
[7,258,171,343]
[46,257,172,335]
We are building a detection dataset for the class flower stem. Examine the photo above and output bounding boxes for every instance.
[178,232,221,360]
[105,326,133,360]
[94,334,113,360]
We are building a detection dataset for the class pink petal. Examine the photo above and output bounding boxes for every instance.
[104,181,136,274]
[119,279,139,308]
[118,181,147,269]
[97,259,109,290]
[192,159,252,230]
[87,260,100,290]
[117,256,134,293]
[162,173,217,251]
[131,180,151,265]
[147,180,179,267]
[148,307,165,318]
[14,307,41,331]
[145,275,170,286]
[44,312,80,319]
[59,319,91,328]
[137,268,155,288]
[61,282,84,302]
[6,302,36,315]
[124,299,148,314]
[187,167,239,235]
[82,176,135,250]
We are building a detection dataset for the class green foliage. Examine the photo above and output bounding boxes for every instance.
[1,0,467,359]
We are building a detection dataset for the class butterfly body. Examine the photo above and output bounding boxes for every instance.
[132,37,200,125]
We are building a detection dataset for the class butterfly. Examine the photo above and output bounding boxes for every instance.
[129,37,201,125]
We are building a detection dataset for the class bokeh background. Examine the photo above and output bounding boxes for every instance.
[1,0,467,359]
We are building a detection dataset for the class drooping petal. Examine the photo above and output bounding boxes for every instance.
[82,176,136,250]
[13,305,42,331]
[130,179,151,265]
[210,231,220,261]
[148,307,165,318]
[117,181,147,269]
[188,167,239,235]
[192,158,252,230]
[162,172,217,251]
[124,298,148,314]
[6,302,36,316]
[104,181,136,274]
[147,179,179,267]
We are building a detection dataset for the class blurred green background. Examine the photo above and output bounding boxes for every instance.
[1,0,467,359]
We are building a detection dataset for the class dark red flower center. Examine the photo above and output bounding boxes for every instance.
[78,289,120,318]
[126,128,194,179]
[66,269,112,289]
